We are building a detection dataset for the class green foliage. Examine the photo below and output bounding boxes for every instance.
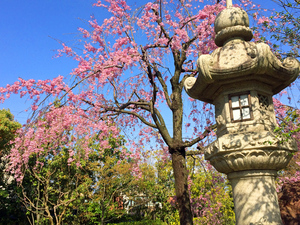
[274,107,300,144]
[187,156,235,225]
[19,146,91,225]
[0,109,25,225]
[15,132,131,225]
[139,154,179,224]
[108,219,167,225]
[153,161,179,224]
[0,108,21,154]
[266,0,300,58]
[274,106,300,183]
[65,136,141,225]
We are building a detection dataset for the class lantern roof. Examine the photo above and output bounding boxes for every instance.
[184,6,299,104]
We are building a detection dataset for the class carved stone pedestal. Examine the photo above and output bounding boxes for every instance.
[228,170,282,225]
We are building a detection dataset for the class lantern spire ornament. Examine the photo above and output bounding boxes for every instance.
[226,0,232,7]
[185,3,299,225]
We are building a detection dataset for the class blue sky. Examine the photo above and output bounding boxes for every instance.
[1,0,99,79]
[0,0,102,123]
[0,0,286,124]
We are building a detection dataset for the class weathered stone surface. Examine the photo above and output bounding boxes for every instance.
[229,170,283,225]
[184,40,299,104]
[214,7,252,47]
[278,181,300,225]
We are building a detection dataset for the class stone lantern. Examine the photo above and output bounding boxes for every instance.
[184,5,300,225]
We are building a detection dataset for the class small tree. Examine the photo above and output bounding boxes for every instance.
[187,155,235,225]
[19,148,90,225]
[76,142,140,225]
[138,155,179,224]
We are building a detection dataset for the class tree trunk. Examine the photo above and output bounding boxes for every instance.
[100,203,105,225]
[171,147,193,225]
[168,71,194,225]
[36,181,40,224]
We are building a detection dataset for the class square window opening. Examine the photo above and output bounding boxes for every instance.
[229,92,253,122]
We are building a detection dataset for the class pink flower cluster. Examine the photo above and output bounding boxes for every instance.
[7,105,119,182]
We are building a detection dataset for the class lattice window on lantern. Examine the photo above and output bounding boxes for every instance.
[258,94,269,110]
[229,92,253,122]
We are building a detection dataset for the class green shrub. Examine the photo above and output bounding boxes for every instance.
[108,219,167,225]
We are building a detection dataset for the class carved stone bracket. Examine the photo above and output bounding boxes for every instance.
[208,149,293,174]
[205,131,297,174]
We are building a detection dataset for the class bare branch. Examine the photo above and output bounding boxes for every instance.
[107,107,158,129]
[152,8,172,41]
[179,1,197,29]
[154,70,172,108]
[109,79,120,106]
[276,0,300,26]
[59,64,124,104]
[139,46,172,144]
[180,16,198,29]
[186,149,204,156]
[183,124,217,148]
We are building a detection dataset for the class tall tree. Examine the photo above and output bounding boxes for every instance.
[0,109,24,225]
[0,1,270,224]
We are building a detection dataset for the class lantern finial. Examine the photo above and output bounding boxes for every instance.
[214,6,253,46]
[226,0,232,7]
